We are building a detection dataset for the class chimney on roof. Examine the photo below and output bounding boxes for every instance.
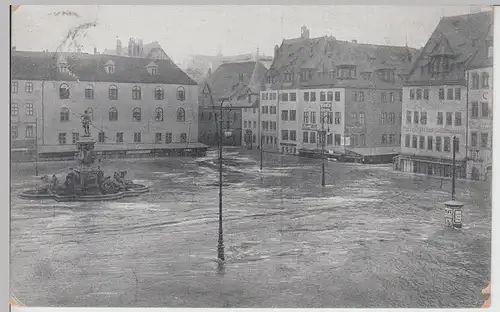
[116,37,122,56]
[301,25,310,39]
[352,39,358,44]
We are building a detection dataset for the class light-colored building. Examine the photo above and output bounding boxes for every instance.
[466,27,493,180]
[11,50,205,161]
[397,10,493,177]
[261,26,416,162]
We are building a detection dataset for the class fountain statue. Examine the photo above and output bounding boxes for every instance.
[19,111,149,202]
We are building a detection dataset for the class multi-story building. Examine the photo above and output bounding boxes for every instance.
[198,61,267,147]
[397,11,493,177]
[11,50,205,161]
[262,26,417,162]
[466,25,493,181]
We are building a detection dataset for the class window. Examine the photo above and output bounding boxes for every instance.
[281,130,289,140]
[446,112,452,126]
[262,121,266,130]
[472,73,479,89]
[327,112,334,124]
[388,134,395,145]
[481,102,489,118]
[281,110,288,121]
[482,73,490,88]
[165,132,172,144]
[454,137,460,152]
[327,91,333,101]
[352,112,358,125]
[151,68,157,75]
[25,81,33,93]
[281,93,289,102]
[24,103,34,116]
[12,81,18,93]
[481,133,489,148]
[420,112,427,125]
[381,92,387,103]
[335,134,341,146]
[310,92,316,102]
[85,85,94,99]
[109,107,118,121]
[427,136,433,150]
[398,113,402,124]
[60,107,69,121]
[304,92,309,101]
[133,107,141,121]
[24,125,34,138]
[406,111,412,124]
[290,92,296,101]
[419,136,425,149]
[382,134,387,144]
[455,112,462,126]
[335,112,341,124]
[109,85,118,100]
[310,132,316,143]
[446,88,454,100]
[320,91,326,101]
[11,103,18,116]
[289,110,296,121]
[303,131,309,143]
[177,87,186,101]
[253,121,256,128]
[155,87,164,100]
[58,133,66,145]
[414,111,419,124]
[335,91,340,101]
[11,126,18,139]
[132,86,141,100]
[59,83,70,99]
[155,107,164,121]
[352,92,357,102]
[180,133,187,143]
[116,132,123,143]
[436,137,442,152]
[155,132,162,143]
[412,135,417,148]
[98,132,105,143]
[438,88,445,100]
[302,112,309,124]
[410,89,415,100]
[471,132,478,147]
[471,102,479,118]
[290,130,297,141]
[437,112,443,125]
[134,132,141,143]
[455,88,461,100]
[389,113,395,124]
[311,112,317,124]
[176,108,186,122]
[351,134,358,146]
[416,89,422,100]
[360,134,365,146]
[423,89,429,100]
[262,106,266,114]
[405,134,410,147]
[359,92,364,102]
[444,137,450,152]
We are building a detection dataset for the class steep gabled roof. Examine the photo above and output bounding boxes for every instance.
[11,50,197,85]
[406,10,493,85]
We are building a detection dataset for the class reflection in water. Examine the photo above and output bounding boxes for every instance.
[10,150,491,308]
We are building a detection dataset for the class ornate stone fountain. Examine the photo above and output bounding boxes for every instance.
[19,110,149,202]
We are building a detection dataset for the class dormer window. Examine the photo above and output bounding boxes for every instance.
[146,62,158,75]
[57,55,69,73]
[238,73,244,82]
[361,72,372,80]
[105,60,115,74]
[430,56,450,74]
[377,69,395,82]
[336,66,356,79]
[152,68,157,75]
[284,70,293,82]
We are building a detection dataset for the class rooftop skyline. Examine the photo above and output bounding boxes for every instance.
[12,5,490,65]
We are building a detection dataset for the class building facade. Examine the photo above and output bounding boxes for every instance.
[397,10,493,178]
[11,51,205,161]
[260,26,417,162]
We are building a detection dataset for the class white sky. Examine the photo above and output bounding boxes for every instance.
[12,5,490,66]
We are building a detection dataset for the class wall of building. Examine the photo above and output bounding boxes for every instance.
[467,66,493,180]
[241,106,259,149]
[401,85,467,160]
[345,88,402,153]
[278,89,299,154]
[10,80,44,159]
[41,81,199,151]
[198,106,242,147]
[260,90,279,151]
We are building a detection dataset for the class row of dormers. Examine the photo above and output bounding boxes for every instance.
[57,55,160,76]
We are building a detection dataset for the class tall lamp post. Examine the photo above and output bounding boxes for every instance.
[444,136,463,229]
[319,104,331,187]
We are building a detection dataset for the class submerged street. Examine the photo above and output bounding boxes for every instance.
[10,150,491,308]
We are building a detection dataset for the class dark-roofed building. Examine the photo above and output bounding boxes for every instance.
[396,10,493,178]
[198,61,267,147]
[262,26,417,162]
[11,50,206,161]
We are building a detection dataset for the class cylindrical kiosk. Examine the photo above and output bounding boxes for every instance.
[444,200,464,229]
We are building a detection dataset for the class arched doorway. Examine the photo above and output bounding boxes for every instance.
[471,167,480,181]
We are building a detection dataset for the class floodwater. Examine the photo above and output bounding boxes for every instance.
[10,149,491,308]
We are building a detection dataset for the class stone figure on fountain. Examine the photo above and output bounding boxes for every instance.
[81,110,92,137]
